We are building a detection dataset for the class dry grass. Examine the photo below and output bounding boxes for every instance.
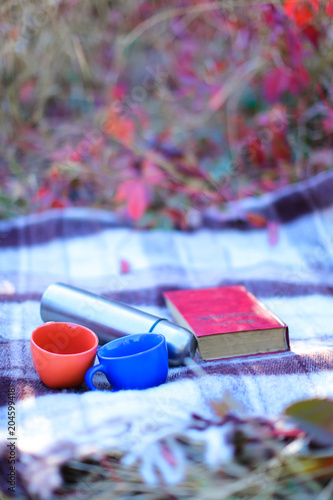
[2,1,333,223]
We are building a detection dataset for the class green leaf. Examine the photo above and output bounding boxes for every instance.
[284,398,333,446]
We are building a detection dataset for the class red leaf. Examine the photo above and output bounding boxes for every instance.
[263,68,290,103]
[283,0,319,26]
[272,133,291,161]
[245,137,266,165]
[263,65,309,103]
[289,66,310,95]
[103,110,135,146]
[51,199,68,209]
[302,24,321,47]
[165,208,188,229]
[69,151,82,162]
[33,187,49,203]
[120,259,130,274]
[128,183,149,220]
[115,179,150,220]
[111,84,127,100]
[246,212,267,228]
[326,1,333,17]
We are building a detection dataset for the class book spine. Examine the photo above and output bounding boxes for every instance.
[284,325,290,349]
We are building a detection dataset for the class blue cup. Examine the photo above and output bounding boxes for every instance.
[85,333,169,391]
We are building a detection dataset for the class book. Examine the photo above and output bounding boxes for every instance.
[163,285,290,361]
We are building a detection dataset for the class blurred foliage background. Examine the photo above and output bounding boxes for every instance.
[1,0,333,227]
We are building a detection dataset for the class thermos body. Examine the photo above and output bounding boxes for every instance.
[40,283,197,367]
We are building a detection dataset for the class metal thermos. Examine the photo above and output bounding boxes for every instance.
[40,283,197,367]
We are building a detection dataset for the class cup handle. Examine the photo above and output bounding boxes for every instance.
[85,363,107,391]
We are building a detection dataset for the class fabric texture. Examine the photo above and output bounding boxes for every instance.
[0,170,333,495]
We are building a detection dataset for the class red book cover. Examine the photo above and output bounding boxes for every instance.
[163,285,290,360]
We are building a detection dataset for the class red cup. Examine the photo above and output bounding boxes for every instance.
[31,322,98,389]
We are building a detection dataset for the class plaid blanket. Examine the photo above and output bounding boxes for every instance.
[1,170,333,496]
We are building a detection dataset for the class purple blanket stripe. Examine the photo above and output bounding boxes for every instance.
[1,280,333,308]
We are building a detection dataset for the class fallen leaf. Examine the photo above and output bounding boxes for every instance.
[120,260,130,274]
[285,398,333,446]
[246,212,267,228]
